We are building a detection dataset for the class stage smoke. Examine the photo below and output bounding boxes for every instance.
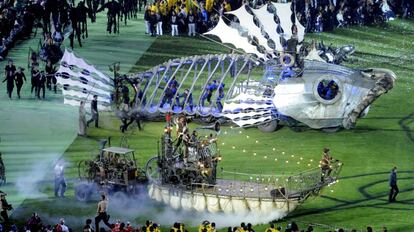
[102,188,285,229]
[14,156,71,199]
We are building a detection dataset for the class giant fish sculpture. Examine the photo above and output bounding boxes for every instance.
[56,3,395,133]
[113,2,395,132]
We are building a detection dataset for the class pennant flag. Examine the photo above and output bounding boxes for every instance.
[55,49,114,110]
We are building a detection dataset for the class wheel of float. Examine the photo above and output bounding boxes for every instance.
[74,183,93,202]
[258,120,279,132]
[288,122,307,132]
[112,191,129,206]
[145,156,160,183]
[78,160,89,180]
[321,126,342,133]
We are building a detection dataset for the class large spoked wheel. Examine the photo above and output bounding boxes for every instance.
[112,191,129,207]
[74,183,94,202]
[287,120,307,132]
[258,120,279,132]
[78,160,87,180]
[78,160,96,180]
[321,126,342,133]
[145,156,160,183]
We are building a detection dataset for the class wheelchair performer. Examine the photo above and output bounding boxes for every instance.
[201,80,217,107]
[215,83,225,112]
[160,84,177,108]
[177,89,193,111]
[54,159,67,197]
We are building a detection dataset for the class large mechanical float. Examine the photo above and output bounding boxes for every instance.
[110,2,395,133]
[55,2,395,133]
[145,122,342,215]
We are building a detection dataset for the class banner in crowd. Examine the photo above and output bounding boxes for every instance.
[55,49,114,110]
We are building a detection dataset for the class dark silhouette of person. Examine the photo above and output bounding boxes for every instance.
[97,0,121,34]
[3,59,16,99]
[31,65,40,95]
[69,3,83,49]
[45,59,55,90]
[14,67,26,99]
[389,166,399,202]
[37,71,46,99]
[87,95,99,127]
[77,1,90,39]
[0,191,12,226]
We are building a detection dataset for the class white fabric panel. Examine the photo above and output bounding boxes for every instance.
[272,2,305,42]
[204,18,266,59]
[56,50,114,110]
[62,50,113,84]
[62,88,111,103]
[63,98,112,111]
[58,77,112,99]
[222,93,274,127]
[222,109,271,119]
[251,6,284,51]
[225,6,273,53]
[58,66,113,92]
[57,66,113,94]
[224,115,272,127]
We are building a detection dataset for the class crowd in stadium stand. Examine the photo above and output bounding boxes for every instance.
[0,0,95,62]
[1,0,413,60]
[143,0,414,36]
[295,0,413,33]
[0,213,391,232]
[0,0,36,61]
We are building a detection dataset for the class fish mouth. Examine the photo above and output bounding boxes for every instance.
[361,68,397,81]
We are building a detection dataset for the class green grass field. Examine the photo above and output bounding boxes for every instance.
[1,12,414,232]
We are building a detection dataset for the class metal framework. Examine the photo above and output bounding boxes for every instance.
[129,54,257,117]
